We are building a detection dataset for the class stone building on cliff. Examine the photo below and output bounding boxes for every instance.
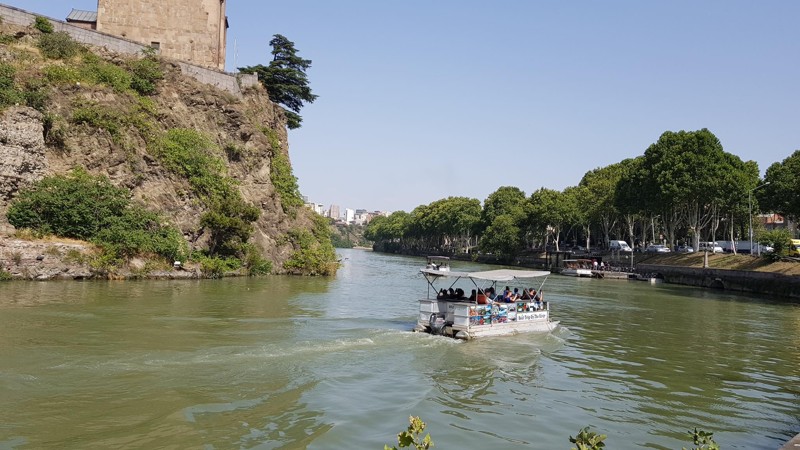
[67,0,228,70]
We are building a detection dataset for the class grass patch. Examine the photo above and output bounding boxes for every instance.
[71,101,124,140]
[262,128,303,214]
[636,252,800,275]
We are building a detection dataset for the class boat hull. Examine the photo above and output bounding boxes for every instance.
[416,300,557,340]
[561,268,593,277]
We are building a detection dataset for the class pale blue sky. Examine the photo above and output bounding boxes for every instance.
[6,1,800,213]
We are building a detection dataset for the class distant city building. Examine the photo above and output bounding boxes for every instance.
[304,202,325,216]
[328,205,340,221]
[306,203,388,224]
[354,212,369,226]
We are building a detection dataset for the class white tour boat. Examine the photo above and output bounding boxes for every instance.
[561,259,594,277]
[414,268,558,340]
[425,255,450,271]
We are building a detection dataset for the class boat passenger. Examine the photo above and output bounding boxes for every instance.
[437,289,448,300]
[455,288,466,300]
[468,289,477,302]
[447,288,456,299]
[476,289,488,304]
[521,288,532,300]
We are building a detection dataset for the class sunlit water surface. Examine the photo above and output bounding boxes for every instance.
[1,249,798,449]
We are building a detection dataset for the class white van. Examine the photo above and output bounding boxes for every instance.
[698,242,723,253]
[609,240,632,252]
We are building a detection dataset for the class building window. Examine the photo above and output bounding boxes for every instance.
[150,42,160,51]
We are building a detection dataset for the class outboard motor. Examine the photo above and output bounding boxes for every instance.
[429,313,447,335]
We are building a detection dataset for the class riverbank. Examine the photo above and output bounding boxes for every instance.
[635,253,800,299]
[0,236,203,280]
[632,251,800,275]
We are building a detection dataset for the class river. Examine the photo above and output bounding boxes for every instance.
[1,248,798,449]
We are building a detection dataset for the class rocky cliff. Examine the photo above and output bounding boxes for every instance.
[0,21,336,279]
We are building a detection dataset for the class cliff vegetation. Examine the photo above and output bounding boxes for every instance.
[0,19,338,279]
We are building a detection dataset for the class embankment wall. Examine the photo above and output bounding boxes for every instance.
[637,264,800,299]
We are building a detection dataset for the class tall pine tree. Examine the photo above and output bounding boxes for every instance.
[240,34,317,129]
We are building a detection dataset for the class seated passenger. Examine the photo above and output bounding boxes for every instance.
[476,289,488,304]
[468,289,477,302]
[521,288,533,300]
[447,288,456,299]
[456,288,466,300]
[436,289,447,300]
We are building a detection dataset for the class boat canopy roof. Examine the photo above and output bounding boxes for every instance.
[426,255,450,261]
[421,268,549,281]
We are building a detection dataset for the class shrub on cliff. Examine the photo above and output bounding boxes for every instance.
[282,215,339,276]
[93,208,188,262]
[33,16,54,34]
[150,128,263,260]
[263,127,303,214]
[7,168,128,239]
[6,168,187,262]
[37,31,81,60]
[127,48,163,96]
[0,62,24,108]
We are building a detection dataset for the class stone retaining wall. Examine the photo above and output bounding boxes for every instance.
[0,4,259,96]
[637,264,800,299]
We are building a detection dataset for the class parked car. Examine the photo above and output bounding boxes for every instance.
[645,244,671,253]
[698,242,724,253]
[609,240,633,252]
[676,245,694,253]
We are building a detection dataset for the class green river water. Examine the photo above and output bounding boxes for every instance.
[1,248,798,449]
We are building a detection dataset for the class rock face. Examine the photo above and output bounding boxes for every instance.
[0,237,94,280]
[0,107,47,203]
[0,26,330,278]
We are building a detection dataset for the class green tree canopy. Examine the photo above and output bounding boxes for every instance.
[631,129,755,247]
[479,214,521,261]
[579,162,627,246]
[481,186,527,230]
[239,34,317,129]
[762,150,800,222]
[527,188,576,252]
